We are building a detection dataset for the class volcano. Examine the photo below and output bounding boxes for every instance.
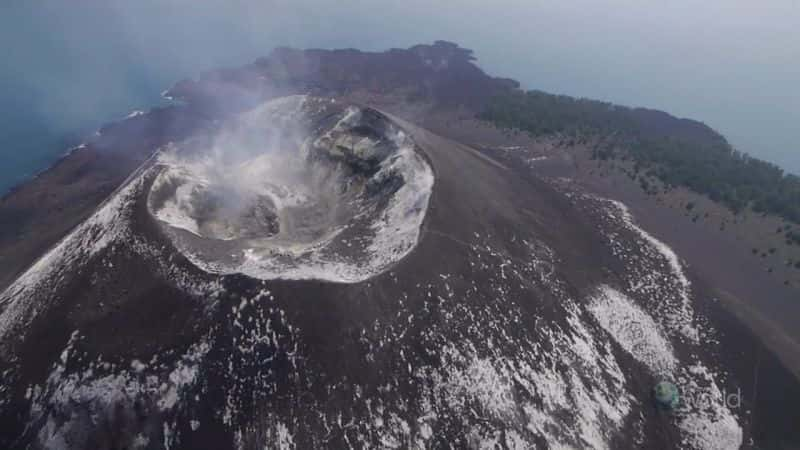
[0,42,798,449]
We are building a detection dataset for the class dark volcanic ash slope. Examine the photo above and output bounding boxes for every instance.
[0,95,747,449]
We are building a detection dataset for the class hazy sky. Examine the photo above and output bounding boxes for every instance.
[2,0,798,175]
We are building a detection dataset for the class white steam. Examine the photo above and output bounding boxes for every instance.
[148,95,434,282]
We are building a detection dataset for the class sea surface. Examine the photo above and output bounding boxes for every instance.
[0,81,167,196]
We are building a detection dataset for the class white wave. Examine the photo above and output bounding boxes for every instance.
[125,110,145,119]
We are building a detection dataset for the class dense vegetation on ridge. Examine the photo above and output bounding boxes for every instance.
[480,90,800,223]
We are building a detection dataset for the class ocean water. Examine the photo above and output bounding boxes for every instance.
[0,88,164,196]
[0,89,80,195]
[0,123,72,196]
[0,3,248,196]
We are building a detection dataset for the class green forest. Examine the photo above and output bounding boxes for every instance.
[479,90,800,223]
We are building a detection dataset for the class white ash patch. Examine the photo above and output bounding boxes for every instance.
[220,289,303,429]
[0,174,225,448]
[418,304,633,450]
[550,182,743,450]
[551,184,699,343]
[214,233,639,449]
[30,331,212,450]
[234,414,297,450]
[675,364,743,450]
[588,284,678,375]
[606,199,698,342]
[345,234,636,449]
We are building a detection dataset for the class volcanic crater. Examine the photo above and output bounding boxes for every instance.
[148,96,434,282]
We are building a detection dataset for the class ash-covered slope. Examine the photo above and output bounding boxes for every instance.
[0,96,747,449]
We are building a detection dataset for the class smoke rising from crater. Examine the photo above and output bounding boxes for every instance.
[148,96,434,282]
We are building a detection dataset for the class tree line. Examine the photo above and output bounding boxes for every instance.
[479,90,800,223]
